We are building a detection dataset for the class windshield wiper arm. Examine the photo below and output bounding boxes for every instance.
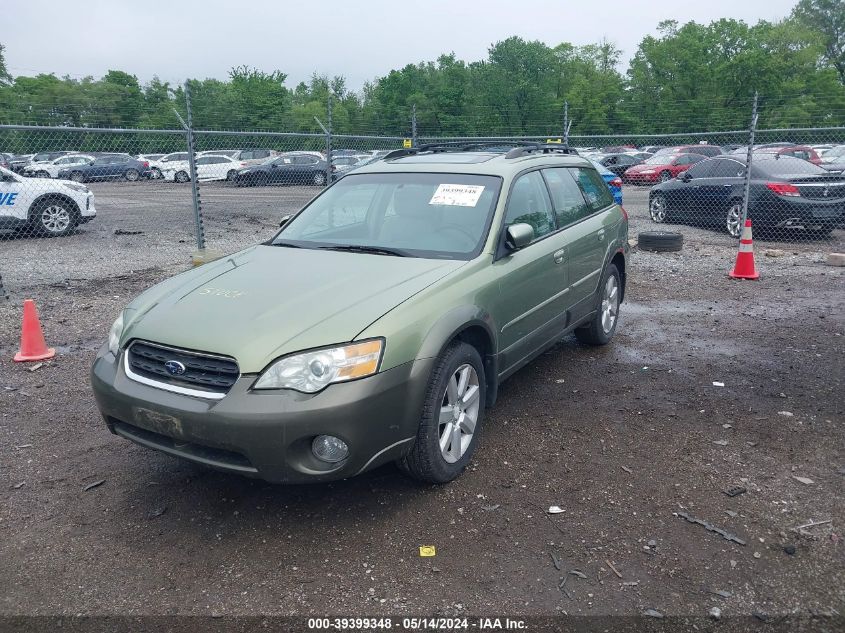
[270,241,304,248]
[318,244,407,257]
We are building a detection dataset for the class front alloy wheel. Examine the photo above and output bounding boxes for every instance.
[313,171,326,186]
[399,341,486,483]
[36,201,75,236]
[726,201,743,238]
[650,194,668,223]
[660,170,672,183]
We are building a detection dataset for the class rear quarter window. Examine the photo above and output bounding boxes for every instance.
[573,167,615,211]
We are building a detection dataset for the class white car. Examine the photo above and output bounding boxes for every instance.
[23,154,96,179]
[148,152,191,179]
[0,166,96,237]
[161,154,244,183]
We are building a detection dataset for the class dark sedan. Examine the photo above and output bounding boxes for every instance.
[57,155,152,183]
[599,153,645,177]
[234,153,331,187]
[648,155,844,237]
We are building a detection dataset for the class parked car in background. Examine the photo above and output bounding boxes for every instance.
[640,145,665,154]
[137,153,164,164]
[148,152,190,179]
[162,154,244,183]
[8,154,35,173]
[648,155,844,237]
[198,149,241,159]
[332,155,366,176]
[57,155,152,183]
[234,152,331,186]
[623,153,707,184]
[0,153,13,170]
[653,144,722,158]
[230,149,279,167]
[588,159,623,205]
[0,166,96,236]
[24,154,96,178]
[598,153,645,177]
[819,145,845,174]
[754,145,822,165]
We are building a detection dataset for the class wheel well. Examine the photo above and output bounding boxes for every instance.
[611,252,626,302]
[453,325,497,408]
[30,193,81,220]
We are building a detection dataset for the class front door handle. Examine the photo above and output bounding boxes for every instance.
[553,249,566,264]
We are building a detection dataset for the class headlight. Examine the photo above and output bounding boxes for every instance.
[108,313,124,356]
[62,182,88,193]
[253,339,383,393]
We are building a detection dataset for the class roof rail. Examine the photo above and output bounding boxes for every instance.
[383,140,577,161]
[503,143,579,159]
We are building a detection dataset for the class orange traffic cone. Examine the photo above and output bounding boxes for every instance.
[729,219,760,280]
[14,299,56,362]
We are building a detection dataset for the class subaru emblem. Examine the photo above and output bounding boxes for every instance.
[164,360,186,376]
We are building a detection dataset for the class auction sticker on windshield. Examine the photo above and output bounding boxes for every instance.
[429,184,484,206]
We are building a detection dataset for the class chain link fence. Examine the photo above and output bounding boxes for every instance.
[1,94,843,299]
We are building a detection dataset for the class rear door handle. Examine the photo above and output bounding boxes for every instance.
[597,229,606,242]
[553,249,566,264]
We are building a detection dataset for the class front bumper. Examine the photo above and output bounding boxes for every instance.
[91,344,432,483]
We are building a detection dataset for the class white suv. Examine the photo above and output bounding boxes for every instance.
[0,167,96,237]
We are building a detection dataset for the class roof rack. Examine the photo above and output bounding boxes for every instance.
[382,141,579,161]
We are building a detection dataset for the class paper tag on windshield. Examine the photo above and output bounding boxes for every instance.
[429,184,485,207]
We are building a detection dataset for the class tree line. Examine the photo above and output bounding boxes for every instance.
[0,0,842,137]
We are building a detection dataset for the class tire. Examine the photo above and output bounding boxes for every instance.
[174,170,190,183]
[70,171,85,183]
[398,341,486,484]
[150,167,162,179]
[31,197,78,237]
[226,169,237,181]
[659,170,672,183]
[575,263,621,346]
[726,200,744,238]
[649,193,669,223]
[124,168,140,182]
[312,171,327,186]
[638,231,683,252]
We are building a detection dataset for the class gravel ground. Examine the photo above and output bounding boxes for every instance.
[0,181,843,628]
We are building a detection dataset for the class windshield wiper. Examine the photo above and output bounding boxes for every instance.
[317,244,407,257]
[270,241,305,248]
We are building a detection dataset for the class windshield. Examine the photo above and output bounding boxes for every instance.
[643,155,673,165]
[274,172,502,260]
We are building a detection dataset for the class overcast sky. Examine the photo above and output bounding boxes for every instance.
[7,0,798,91]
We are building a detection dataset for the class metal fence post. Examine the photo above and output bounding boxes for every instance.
[0,269,8,302]
[563,101,569,144]
[183,81,206,250]
[325,94,333,187]
[412,104,418,148]
[739,92,759,232]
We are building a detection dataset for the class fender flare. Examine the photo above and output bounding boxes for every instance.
[28,192,81,221]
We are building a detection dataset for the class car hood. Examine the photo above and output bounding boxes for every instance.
[626,163,663,172]
[121,245,465,373]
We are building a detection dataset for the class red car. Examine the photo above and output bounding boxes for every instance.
[652,144,724,158]
[755,145,822,165]
[623,153,708,184]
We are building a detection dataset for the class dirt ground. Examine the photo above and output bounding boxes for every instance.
[1,193,844,630]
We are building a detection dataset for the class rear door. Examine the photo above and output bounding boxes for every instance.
[492,170,571,374]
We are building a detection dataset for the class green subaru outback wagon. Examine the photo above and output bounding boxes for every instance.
[91,144,629,484]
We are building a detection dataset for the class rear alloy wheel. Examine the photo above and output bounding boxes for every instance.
[398,341,485,483]
[575,263,621,346]
[70,171,85,183]
[650,194,668,223]
[312,171,327,186]
[227,169,237,181]
[660,170,672,183]
[726,201,743,238]
[174,170,190,183]
[33,199,77,237]
[124,168,140,182]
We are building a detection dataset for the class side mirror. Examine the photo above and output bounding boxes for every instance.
[681,171,693,182]
[279,214,292,228]
[505,223,534,251]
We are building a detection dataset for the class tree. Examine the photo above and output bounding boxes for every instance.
[792,0,845,84]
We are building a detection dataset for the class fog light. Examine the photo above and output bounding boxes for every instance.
[312,435,349,463]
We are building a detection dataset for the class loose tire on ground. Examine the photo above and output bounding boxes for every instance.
[398,341,486,484]
[575,263,621,346]
[637,231,683,252]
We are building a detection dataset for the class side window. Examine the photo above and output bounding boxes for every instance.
[504,171,555,241]
[254,150,270,159]
[542,168,590,227]
[240,151,254,160]
[684,160,715,179]
[573,167,615,211]
[712,160,745,178]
